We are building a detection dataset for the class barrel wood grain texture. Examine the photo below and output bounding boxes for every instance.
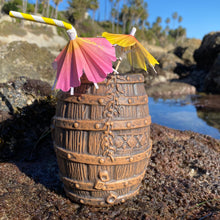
[52,73,152,206]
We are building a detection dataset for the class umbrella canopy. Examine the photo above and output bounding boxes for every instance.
[53,29,117,93]
[9,11,117,94]
[102,29,159,72]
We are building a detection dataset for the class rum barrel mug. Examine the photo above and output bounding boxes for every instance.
[52,73,152,206]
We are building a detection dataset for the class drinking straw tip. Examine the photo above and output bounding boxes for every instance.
[94,83,99,89]
[70,87,74,95]
[67,28,78,40]
[130,27,137,36]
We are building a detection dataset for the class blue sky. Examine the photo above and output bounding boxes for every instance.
[55,0,220,39]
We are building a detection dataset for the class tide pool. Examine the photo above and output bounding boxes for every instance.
[148,97,220,140]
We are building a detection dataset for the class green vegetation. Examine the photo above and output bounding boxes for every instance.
[1,0,186,46]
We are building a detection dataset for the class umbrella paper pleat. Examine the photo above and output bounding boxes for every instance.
[80,42,114,79]
[102,30,159,72]
[80,46,108,82]
[54,37,116,92]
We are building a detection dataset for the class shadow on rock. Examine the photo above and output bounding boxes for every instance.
[0,98,64,195]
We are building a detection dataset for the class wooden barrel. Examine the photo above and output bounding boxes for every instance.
[52,73,152,206]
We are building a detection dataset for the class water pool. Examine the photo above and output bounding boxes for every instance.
[148,96,220,140]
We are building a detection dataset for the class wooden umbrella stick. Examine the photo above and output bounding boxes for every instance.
[114,57,122,73]
[112,27,137,75]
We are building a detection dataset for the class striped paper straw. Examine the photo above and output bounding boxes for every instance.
[9,11,73,30]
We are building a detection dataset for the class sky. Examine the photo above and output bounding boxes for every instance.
[55,0,220,39]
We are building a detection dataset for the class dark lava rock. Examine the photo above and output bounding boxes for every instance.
[194,32,220,70]
[0,76,55,159]
[204,53,220,93]
[0,76,53,116]
[193,32,220,94]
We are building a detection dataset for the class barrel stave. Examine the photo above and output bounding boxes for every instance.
[53,73,151,206]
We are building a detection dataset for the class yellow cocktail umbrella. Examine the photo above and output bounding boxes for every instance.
[102,27,159,72]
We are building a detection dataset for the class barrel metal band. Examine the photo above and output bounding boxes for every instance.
[53,115,151,131]
[57,94,148,106]
[64,186,140,206]
[61,171,145,191]
[80,74,144,84]
[54,144,152,165]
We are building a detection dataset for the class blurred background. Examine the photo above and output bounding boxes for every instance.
[0,0,219,139]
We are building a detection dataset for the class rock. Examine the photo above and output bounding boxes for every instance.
[0,122,219,219]
[0,15,67,50]
[192,94,220,134]
[173,38,201,64]
[0,41,56,85]
[146,81,196,98]
[145,68,179,86]
[158,52,184,72]
[0,76,53,118]
[194,32,220,70]
[204,53,220,93]
[192,32,220,94]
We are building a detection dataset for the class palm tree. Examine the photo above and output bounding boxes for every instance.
[128,4,136,31]
[21,0,27,27]
[127,0,148,31]
[111,7,116,32]
[104,0,108,20]
[172,12,178,28]
[110,0,115,32]
[34,0,38,14]
[115,0,121,33]
[0,0,5,18]
[46,0,50,17]
[165,17,170,24]
[178,16,183,24]
[176,15,183,41]
[53,0,62,19]
[67,0,92,26]
[139,6,148,29]
[121,4,128,33]
[89,0,99,23]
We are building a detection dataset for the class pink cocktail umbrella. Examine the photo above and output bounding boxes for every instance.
[53,28,117,94]
[9,11,117,95]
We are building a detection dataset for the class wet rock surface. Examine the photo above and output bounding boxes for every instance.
[192,94,220,133]
[0,80,219,219]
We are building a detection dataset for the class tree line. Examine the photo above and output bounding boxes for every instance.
[0,0,186,44]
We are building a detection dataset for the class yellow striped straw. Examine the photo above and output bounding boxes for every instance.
[9,11,73,30]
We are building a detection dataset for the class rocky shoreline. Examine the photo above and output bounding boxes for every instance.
[0,17,220,219]
[0,120,219,219]
[0,76,219,219]
[1,19,220,99]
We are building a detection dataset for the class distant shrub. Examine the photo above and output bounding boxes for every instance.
[2,0,34,15]
[2,2,19,15]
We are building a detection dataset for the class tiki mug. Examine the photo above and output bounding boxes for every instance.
[52,73,152,206]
